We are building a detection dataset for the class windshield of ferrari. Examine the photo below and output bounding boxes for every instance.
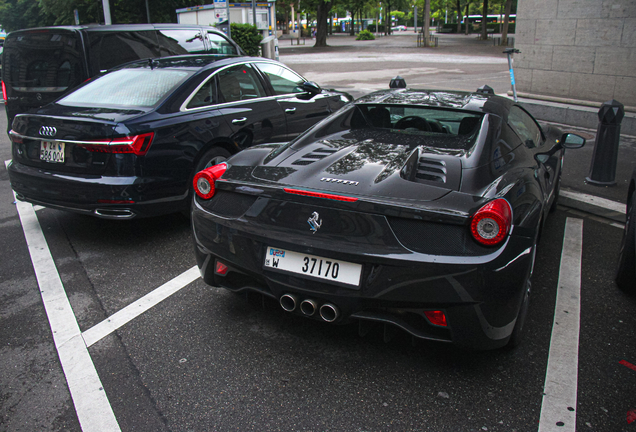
[345,104,484,150]
[58,67,193,108]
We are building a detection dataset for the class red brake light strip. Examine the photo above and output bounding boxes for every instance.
[284,188,358,202]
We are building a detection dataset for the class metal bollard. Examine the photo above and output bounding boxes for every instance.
[586,99,625,186]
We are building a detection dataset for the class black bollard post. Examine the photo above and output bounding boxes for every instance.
[586,99,625,186]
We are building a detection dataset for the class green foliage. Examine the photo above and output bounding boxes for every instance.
[230,23,263,56]
[356,29,375,40]
[0,0,204,32]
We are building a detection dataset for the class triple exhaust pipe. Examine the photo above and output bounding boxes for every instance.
[279,294,340,323]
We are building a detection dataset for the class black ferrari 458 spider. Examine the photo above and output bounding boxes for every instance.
[191,86,586,350]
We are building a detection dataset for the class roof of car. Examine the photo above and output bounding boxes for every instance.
[118,55,281,71]
[355,88,513,116]
[6,23,228,35]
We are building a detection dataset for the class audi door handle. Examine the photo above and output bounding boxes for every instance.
[285,108,297,114]
[232,117,247,125]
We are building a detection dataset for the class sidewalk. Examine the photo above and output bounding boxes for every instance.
[277,32,635,221]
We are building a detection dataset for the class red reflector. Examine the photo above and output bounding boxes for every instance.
[424,310,447,327]
[470,198,512,246]
[215,261,229,275]
[77,132,155,155]
[284,188,358,202]
[1,81,7,104]
[193,162,228,199]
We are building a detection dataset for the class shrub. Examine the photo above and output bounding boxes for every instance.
[356,29,375,40]
[230,23,263,56]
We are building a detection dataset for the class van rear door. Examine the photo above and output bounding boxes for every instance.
[2,29,87,128]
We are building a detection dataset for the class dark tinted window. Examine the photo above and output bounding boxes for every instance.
[3,32,83,91]
[206,32,238,55]
[87,31,161,73]
[59,66,193,108]
[313,104,484,151]
[217,65,266,103]
[187,75,218,109]
[508,106,543,148]
[156,29,205,55]
[254,62,304,95]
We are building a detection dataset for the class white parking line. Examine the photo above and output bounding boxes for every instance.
[560,189,626,214]
[538,217,583,432]
[15,199,121,432]
[82,267,200,347]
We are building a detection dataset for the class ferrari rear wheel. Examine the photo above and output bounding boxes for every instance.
[615,190,636,294]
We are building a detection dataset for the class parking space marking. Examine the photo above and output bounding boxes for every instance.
[15,198,121,432]
[560,189,626,214]
[538,217,583,432]
[82,266,200,347]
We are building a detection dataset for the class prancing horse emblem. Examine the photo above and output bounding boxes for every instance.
[307,212,322,234]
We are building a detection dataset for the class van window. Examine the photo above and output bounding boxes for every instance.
[59,66,193,108]
[156,29,206,55]
[206,32,238,55]
[3,31,83,92]
[87,31,161,73]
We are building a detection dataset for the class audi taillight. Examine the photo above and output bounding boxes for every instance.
[470,198,512,246]
[193,163,228,199]
[77,132,154,155]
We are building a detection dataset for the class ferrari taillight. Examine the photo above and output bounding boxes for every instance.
[77,132,155,155]
[193,163,228,199]
[424,310,447,327]
[1,81,7,104]
[470,198,512,246]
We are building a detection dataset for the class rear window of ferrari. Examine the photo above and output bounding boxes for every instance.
[58,66,194,108]
[350,104,484,150]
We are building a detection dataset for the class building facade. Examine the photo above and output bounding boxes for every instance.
[514,0,636,107]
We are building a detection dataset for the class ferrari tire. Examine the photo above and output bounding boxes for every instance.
[615,190,636,294]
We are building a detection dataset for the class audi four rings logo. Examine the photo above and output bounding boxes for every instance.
[39,126,57,137]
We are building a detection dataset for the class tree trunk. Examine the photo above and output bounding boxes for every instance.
[456,0,461,33]
[464,1,470,35]
[480,0,488,40]
[423,0,430,46]
[501,0,512,45]
[314,0,331,47]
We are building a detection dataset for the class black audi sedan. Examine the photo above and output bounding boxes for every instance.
[7,55,351,219]
[191,86,586,350]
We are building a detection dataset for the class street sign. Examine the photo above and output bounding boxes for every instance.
[215,9,228,23]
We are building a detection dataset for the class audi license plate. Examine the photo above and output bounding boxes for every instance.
[264,247,362,287]
[40,141,65,163]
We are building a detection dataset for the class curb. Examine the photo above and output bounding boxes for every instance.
[558,188,626,223]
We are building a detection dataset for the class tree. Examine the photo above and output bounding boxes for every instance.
[501,0,512,45]
[480,0,488,40]
[313,0,332,47]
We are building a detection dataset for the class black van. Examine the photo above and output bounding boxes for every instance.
[1,24,243,130]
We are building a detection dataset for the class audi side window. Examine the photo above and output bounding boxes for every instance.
[254,62,305,95]
[187,76,218,109]
[508,106,543,148]
[217,65,266,103]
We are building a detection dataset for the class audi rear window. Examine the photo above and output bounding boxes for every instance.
[58,67,193,108]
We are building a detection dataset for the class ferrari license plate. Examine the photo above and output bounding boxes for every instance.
[40,141,65,163]
[264,247,362,287]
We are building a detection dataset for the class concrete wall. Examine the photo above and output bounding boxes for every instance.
[514,0,636,107]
